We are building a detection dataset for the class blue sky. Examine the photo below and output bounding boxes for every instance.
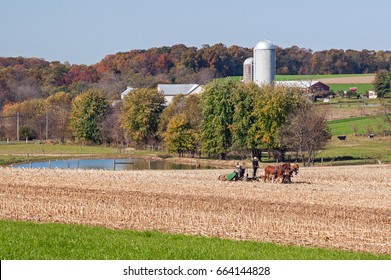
[0,0,390,65]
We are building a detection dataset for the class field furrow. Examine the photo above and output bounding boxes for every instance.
[0,165,390,255]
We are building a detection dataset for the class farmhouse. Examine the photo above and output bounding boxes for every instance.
[274,80,330,93]
[157,84,203,104]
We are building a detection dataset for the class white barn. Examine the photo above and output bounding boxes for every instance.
[120,84,203,105]
[157,84,203,104]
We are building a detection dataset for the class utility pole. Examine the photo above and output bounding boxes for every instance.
[46,111,48,140]
[16,112,20,141]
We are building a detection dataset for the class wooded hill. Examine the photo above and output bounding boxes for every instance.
[1,44,391,107]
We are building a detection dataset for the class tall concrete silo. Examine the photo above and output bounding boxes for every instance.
[253,40,276,85]
[243,57,254,83]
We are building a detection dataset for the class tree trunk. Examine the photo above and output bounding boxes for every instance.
[219,153,226,160]
[251,149,262,161]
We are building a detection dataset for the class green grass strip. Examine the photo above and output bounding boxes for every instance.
[0,220,389,260]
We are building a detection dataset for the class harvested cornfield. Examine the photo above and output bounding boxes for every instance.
[0,165,390,255]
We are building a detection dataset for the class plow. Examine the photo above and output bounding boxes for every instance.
[218,162,299,183]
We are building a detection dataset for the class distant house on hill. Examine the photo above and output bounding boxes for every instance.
[157,84,203,104]
[274,80,330,93]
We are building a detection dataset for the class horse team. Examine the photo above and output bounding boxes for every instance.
[219,162,300,184]
[263,162,299,183]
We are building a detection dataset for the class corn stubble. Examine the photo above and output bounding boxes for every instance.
[0,165,390,255]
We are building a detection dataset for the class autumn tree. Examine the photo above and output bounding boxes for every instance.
[159,94,202,134]
[252,85,304,160]
[163,113,198,157]
[99,101,125,145]
[69,89,109,144]
[121,88,165,147]
[45,92,73,142]
[159,94,202,156]
[279,103,332,166]
[2,99,46,140]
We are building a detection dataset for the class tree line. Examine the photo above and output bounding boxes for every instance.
[0,81,331,165]
[1,44,391,108]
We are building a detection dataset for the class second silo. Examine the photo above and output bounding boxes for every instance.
[253,40,276,85]
[243,57,254,84]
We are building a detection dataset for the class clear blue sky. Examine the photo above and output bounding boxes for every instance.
[1,0,390,65]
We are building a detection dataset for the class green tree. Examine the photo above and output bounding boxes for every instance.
[231,82,263,159]
[19,125,38,140]
[121,88,165,147]
[70,89,109,143]
[201,80,234,160]
[252,85,303,159]
[373,68,391,98]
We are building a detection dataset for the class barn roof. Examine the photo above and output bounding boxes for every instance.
[274,80,329,89]
[157,84,202,96]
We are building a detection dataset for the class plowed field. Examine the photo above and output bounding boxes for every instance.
[319,75,375,84]
[0,165,390,255]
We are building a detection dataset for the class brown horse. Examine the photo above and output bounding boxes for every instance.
[263,163,291,183]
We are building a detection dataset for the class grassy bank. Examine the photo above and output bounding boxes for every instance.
[0,141,120,155]
[1,220,389,260]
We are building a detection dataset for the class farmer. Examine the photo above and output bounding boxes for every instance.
[252,157,259,178]
[235,162,245,180]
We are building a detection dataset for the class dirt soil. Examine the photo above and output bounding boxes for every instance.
[0,165,390,255]
[319,75,375,84]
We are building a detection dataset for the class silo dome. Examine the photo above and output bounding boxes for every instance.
[243,57,254,84]
[254,40,276,50]
[253,40,276,85]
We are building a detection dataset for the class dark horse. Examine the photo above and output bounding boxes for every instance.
[286,162,299,183]
[263,163,291,183]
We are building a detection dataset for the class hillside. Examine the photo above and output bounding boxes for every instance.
[1,45,391,107]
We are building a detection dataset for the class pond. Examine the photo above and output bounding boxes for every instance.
[12,158,216,170]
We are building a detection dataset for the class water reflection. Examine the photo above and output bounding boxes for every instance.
[12,158,214,170]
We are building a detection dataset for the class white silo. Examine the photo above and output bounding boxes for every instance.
[253,40,276,85]
[243,57,254,83]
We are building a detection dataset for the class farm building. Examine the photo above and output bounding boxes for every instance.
[119,84,203,104]
[243,39,276,86]
[368,90,377,99]
[274,80,330,93]
[120,86,135,100]
[157,84,203,104]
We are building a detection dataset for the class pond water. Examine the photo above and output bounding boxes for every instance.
[12,158,215,170]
